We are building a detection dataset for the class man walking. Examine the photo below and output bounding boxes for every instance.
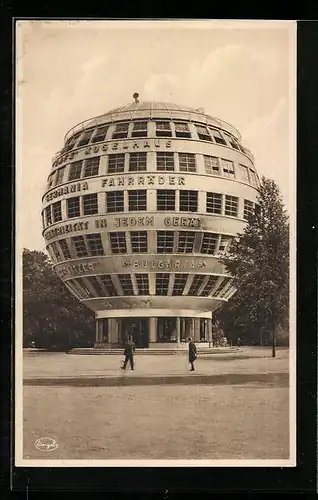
[121,335,135,370]
[188,337,197,371]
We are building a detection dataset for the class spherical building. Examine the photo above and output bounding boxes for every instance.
[42,97,260,349]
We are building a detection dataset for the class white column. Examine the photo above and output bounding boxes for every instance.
[149,317,156,343]
[176,317,181,344]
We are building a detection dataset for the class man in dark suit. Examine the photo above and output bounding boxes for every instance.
[188,337,197,371]
[121,336,136,370]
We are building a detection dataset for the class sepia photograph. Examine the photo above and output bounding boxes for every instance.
[15,19,296,467]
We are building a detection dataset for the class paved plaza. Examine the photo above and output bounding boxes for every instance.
[22,347,290,460]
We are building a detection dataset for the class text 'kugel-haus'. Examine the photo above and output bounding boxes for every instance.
[42,95,260,349]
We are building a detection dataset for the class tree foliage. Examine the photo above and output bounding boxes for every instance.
[23,248,95,348]
[214,177,289,346]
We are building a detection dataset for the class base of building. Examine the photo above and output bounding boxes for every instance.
[67,346,240,355]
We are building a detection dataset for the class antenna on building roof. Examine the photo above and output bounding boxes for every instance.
[133,92,140,103]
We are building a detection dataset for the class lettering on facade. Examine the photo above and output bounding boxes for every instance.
[53,139,172,167]
[45,221,89,241]
[52,151,79,168]
[164,216,202,228]
[101,175,185,188]
[115,216,154,228]
[45,181,89,202]
[95,218,108,229]
[121,259,207,270]
[56,261,98,278]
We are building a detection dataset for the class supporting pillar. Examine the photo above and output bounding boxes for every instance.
[194,318,200,342]
[95,320,100,344]
[208,318,213,347]
[176,317,181,344]
[149,317,156,343]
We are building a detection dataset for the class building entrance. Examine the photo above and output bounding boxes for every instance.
[119,318,149,348]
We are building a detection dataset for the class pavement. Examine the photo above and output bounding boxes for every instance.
[23,347,289,387]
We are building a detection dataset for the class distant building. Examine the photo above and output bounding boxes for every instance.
[42,97,260,349]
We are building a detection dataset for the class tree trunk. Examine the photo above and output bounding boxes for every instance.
[272,318,276,358]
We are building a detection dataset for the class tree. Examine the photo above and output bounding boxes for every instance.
[214,177,289,356]
[23,248,95,349]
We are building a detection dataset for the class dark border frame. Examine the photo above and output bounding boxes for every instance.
[1,16,317,495]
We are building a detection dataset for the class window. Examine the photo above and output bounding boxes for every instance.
[68,161,83,181]
[221,159,235,179]
[156,121,172,137]
[177,231,195,253]
[128,190,147,211]
[72,236,88,257]
[83,157,100,177]
[112,122,129,139]
[106,191,124,212]
[224,133,240,150]
[157,190,175,211]
[87,233,104,256]
[179,153,196,172]
[135,274,149,295]
[67,197,80,218]
[201,276,219,296]
[131,121,148,137]
[172,274,188,295]
[86,276,105,297]
[130,231,148,252]
[74,278,93,298]
[55,167,65,186]
[66,279,87,299]
[188,275,206,295]
[109,232,127,254]
[52,201,62,222]
[99,275,118,296]
[225,195,238,217]
[50,242,62,262]
[212,278,230,298]
[179,190,198,212]
[209,128,226,145]
[249,170,259,187]
[206,192,222,214]
[175,122,191,138]
[47,174,54,189]
[218,236,232,253]
[244,200,255,220]
[119,274,134,295]
[91,125,109,143]
[64,133,81,151]
[239,165,250,183]
[108,154,125,173]
[201,233,218,254]
[45,206,52,225]
[156,152,174,171]
[204,155,221,175]
[157,317,177,342]
[129,152,147,172]
[77,130,93,147]
[58,239,71,260]
[196,125,212,141]
[83,193,98,215]
[156,273,170,295]
[157,231,174,253]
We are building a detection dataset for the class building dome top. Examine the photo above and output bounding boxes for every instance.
[105,100,203,115]
[64,99,241,142]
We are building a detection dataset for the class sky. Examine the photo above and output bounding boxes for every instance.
[16,20,296,252]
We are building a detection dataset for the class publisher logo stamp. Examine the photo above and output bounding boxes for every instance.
[34,437,58,452]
